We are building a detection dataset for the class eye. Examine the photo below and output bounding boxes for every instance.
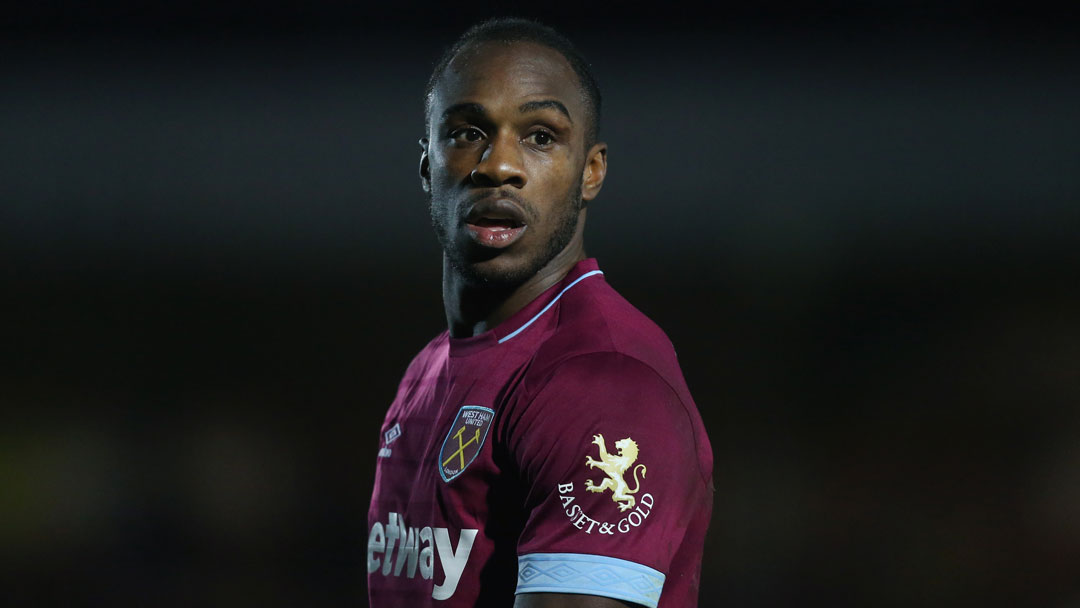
[450,127,484,143]
[525,130,555,147]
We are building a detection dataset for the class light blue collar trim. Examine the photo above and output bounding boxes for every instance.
[498,270,604,344]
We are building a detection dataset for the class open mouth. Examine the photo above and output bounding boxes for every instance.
[465,218,527,247]
[464,198,529,248]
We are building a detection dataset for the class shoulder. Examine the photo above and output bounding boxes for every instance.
[412,331,449,366]
[507,280,711,483]
[526,275,683,389]
[507,346,712,485]
[516,351,694,453]
[522,351,680,416]
[392,331,449,392]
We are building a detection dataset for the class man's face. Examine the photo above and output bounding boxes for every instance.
[422,41,596,286]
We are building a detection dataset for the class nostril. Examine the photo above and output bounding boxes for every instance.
[470,168,497,187]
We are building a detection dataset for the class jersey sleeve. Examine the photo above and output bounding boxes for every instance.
[505,352,710,608]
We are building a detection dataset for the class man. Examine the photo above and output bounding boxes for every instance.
[367,18,713,607]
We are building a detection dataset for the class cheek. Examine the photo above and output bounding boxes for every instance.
[527,153,577,184]
[429,148,467,180]
[454,154,482,175]
[536,165,582,199]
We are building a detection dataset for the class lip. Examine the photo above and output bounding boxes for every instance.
[463,195,529,249]
[465,223,527,248]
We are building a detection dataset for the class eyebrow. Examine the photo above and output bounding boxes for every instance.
[441,102,487,122]
[518,100,573,123]
[440,100,573,124]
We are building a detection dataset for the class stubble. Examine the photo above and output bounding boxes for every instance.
[428,174,583,288]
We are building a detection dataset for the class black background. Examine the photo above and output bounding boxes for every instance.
[3,2,1078,606]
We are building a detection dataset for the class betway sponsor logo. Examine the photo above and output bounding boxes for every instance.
[367,512,477,601]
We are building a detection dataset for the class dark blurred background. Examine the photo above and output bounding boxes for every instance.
[2,2,1078,606]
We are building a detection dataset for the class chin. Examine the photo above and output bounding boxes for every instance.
[452,252,538,289]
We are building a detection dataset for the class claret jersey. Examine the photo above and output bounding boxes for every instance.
[367,259,713,607]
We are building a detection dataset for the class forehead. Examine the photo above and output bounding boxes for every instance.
[432,40,584,120]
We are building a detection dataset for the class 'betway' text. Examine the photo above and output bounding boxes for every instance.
[367,512,477,600]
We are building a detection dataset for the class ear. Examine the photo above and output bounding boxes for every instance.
[580,142,607,204]
[419,137,431,193]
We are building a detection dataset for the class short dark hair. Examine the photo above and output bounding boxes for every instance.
[424,18,602,148]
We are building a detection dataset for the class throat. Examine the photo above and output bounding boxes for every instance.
[443,265,518,339]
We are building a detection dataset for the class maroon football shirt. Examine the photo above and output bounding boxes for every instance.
[367,259,713,607]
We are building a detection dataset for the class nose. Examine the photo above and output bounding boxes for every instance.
[470,132,526,188]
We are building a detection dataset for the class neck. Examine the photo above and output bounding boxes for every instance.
[442,237,586,339]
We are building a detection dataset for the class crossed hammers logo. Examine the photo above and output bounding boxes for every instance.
[442,424,481,469]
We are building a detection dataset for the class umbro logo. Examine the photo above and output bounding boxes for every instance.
[378,423,402,458]
[385,423,402,445]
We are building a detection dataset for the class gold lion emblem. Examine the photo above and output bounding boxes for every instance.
[584,434,647,512]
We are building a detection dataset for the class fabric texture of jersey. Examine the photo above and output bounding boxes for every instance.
[367,259,713,607]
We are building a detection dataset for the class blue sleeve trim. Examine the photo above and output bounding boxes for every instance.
[515,552,665,608]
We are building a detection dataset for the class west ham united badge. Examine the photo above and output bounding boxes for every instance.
[438,405,495,482]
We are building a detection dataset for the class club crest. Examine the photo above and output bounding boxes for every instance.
[438,406,495,482]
